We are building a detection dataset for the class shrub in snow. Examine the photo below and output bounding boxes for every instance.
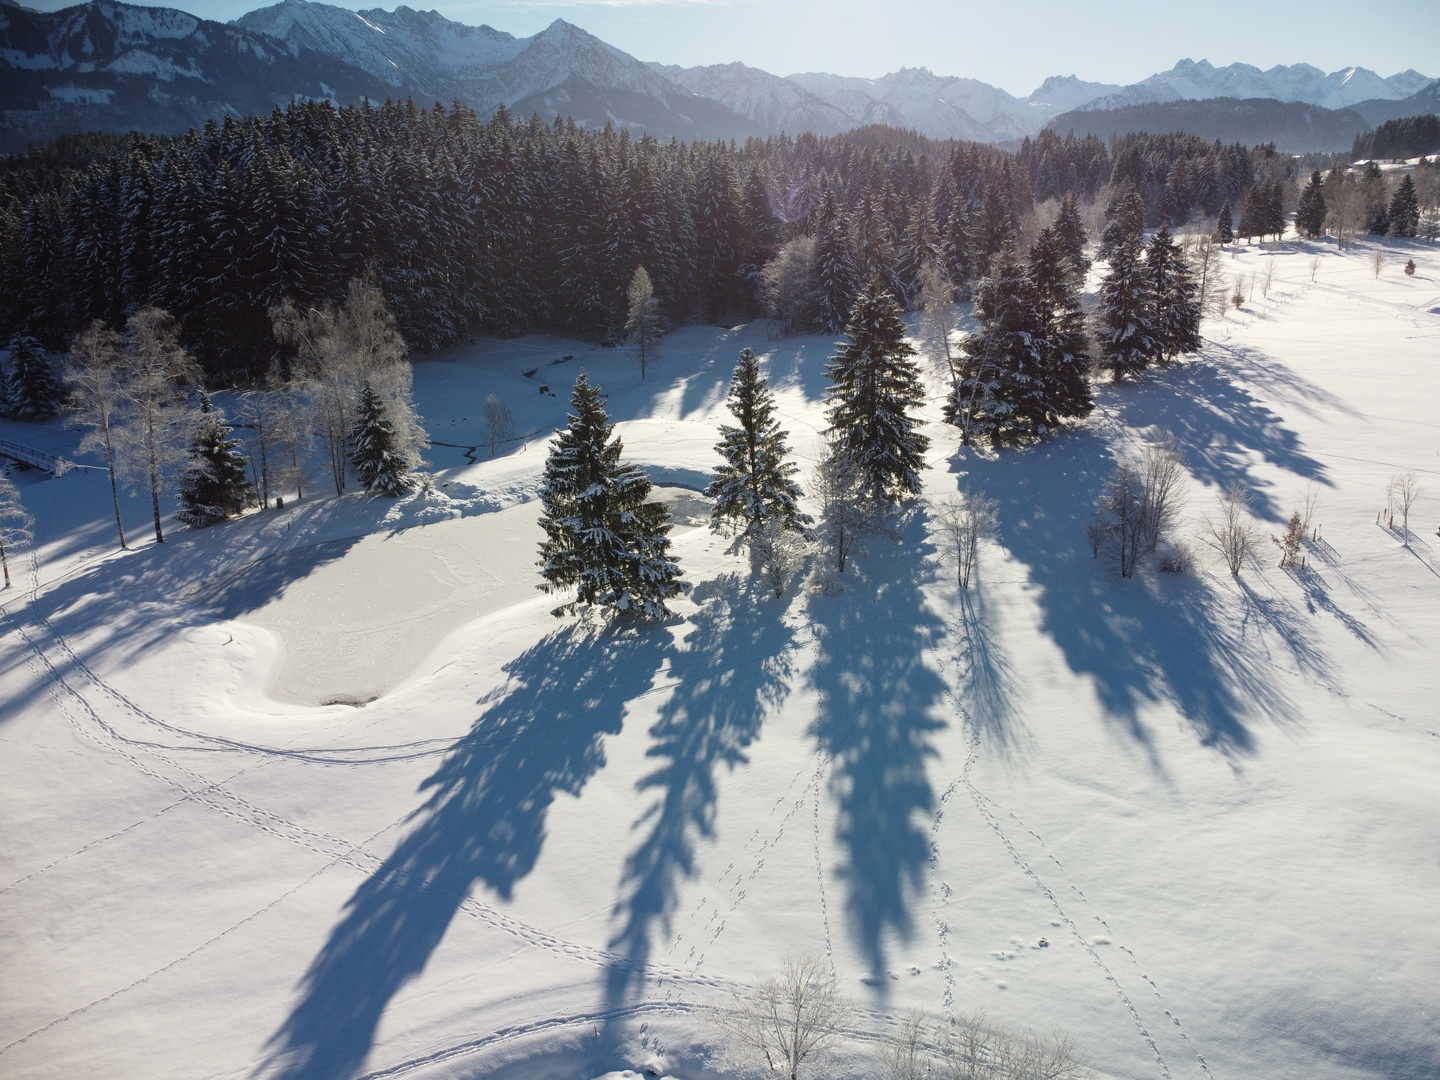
[1205,481,1261,575]
[712,952,853,1080]
[883,1008,1091,1080]
[1158,541,1195,575]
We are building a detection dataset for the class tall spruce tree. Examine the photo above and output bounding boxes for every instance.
[1217,200,1235,245]
[824,278,930,502]
[951,247,1046,445]
[1054,193,1091,280]
[1146,226,1202,362]
[538,372,684,618]
[1027,228,1095,427]
[811,187,860,332]
[177,392,255,527]
[1098,184,1145,262]
[1388,175,1420,238]
[707,347,810,546]
[1296,171,1327,239]
[349,381,413,495]
[1096,229,1157,381]
[3,334,63,419]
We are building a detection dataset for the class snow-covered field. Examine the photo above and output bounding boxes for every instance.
[2,239,1438,1080]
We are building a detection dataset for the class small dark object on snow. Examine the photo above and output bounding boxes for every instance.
[1038,937,1049,948]
[523,368,538,378]
[539,384,549,395]
[1404,259,1416,276]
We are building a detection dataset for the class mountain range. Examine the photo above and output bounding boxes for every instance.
[1,0,1436,154]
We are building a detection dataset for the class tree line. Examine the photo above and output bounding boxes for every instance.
[1,100,1302,382]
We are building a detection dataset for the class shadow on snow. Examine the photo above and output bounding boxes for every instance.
[806,510,947,985]
[260,620,670,1080]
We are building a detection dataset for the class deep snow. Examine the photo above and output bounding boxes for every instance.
[1,238,1438,1080]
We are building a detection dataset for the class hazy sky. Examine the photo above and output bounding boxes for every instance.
[24,0,1440,96]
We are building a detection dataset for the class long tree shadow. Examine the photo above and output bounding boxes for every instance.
[807,510,947,985]
[602,574,802,1018]
[957,420,1310,763]
[953,586,1023,754]
[1108,356,1330,521]
[260,621,671,1080]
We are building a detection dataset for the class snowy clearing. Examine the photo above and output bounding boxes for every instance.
[2,238,1439,1080]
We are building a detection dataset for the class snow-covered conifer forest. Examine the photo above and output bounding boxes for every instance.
[1,103,1439,1080]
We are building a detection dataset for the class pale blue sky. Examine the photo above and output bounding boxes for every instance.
[25,0,1440,97]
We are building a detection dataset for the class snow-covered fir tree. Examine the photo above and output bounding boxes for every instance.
[1388,175,1420,238]
[1296,171,1327,239]
[1027,227,1096,427]
[176,392,255,527]
[3,334,63,419]
[811,187,860,333]
[1146,226,1202,362]
[707,347,810,547]
[349,381,413,495]
[538,372,685,618]
[1054,193,1091,280]
[1217,200,1235,245]
[951,247,1045,445]
[824,278,930,502]
[1098,184,1145,262]
[1097,229,1157,382]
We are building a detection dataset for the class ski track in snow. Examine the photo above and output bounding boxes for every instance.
[0,556,730,1057]
[927,613,1210,1079]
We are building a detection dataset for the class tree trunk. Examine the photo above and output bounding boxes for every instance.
[104,433,127,550]
[1,543,9,588]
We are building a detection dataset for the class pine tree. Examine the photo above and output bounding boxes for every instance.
[1146,226,1202,362]
[1098,183,1145,262]
[1362,163,1390,236]
[707,347,810,546]
[811,187,859,332]
[1054,193,1091,280]
[1217,200,1235,245]
[349,381,413,495]
[1296,171,1327,239]
[3,334,63,419]
[1027,228,1095,427]
[538,372,684,618]
[951,248,1046,445]
[177,392,255,527]
[1097,230,1157,381]
[824,279,930,502]
[1388,175,1420,238]
[1237,185,1265,243]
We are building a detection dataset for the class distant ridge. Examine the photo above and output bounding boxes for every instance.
[1047,97,1371,153]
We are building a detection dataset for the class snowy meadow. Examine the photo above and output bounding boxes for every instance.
[2,238,1439,1080]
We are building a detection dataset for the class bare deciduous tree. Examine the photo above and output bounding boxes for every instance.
[1259,258,1276,298]
[1308,256,1321,283]
[0,473,34,588]
[273,278,423,496]
[1371,248,1385,279]
[812,446,872,576]
[1138,432,1187,553]
[117,308,201,544]
[625,265,664,380]
[715,952,854,1080]
[762,237,817,337]
[483,394,516,458]
[935,488,999,588]
[1095,463,1144,578]
[883,1009,1091,1080]
[64,320,129,549]
[750,517,810,598]
[1387,471,1422,544]
[1205,481,1260,575]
